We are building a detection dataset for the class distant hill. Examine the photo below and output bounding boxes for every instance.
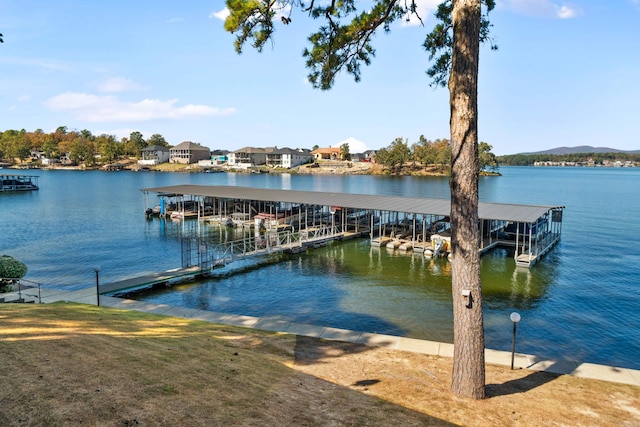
[518,146,640,155]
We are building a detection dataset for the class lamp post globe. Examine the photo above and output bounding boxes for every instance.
[510,312,521,323]
[510,311,521,369]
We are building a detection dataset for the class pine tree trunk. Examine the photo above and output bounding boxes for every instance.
[448,0,485,399]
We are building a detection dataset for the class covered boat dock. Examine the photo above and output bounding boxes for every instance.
[1,174,39,192]
[141,185,564,269]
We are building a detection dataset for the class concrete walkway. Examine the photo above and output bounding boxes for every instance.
[4,285,640,387]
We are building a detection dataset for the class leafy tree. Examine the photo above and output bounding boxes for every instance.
[225,0,495,399]
[383,138,411,173]
[478,141,498,172]
[80,129,94,141]
[42,139,59,160]
[147,134,170,148]
[95,134,121,163]
[68,136,91,165]
[53,126,68,142]
[432,138,452,169]
[378,137,411,173]
[413,136,451,171]
[1,129,32,163]
[340,143,351,161]
[29,129,48,151]
[124,131,146,157]
[14,132,32,163]
[374,146,389,168]
[413,135,432,166]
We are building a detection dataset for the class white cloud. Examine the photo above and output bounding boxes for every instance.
[44,92,236,122]
[556,4,579,18]
[209,3,291,22]
[96,77,144,93]
[499,0,581,19]
[210,8,229,21]
[401,0,442,27]
[165,17,184,24]
[333,137,368,153]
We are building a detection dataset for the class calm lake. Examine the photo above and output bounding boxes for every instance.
[2,166,639,369]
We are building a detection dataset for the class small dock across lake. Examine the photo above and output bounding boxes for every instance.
[1,174,39,192]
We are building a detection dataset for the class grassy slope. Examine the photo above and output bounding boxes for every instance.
[0,303,638,426]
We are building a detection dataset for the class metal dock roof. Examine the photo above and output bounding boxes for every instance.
[141,184,564,224]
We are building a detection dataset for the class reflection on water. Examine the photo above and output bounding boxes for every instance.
[131,237,557,349]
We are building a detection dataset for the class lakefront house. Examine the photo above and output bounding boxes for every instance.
[311,147,342,161]
[169,141,211,164]
[265,148,313,168]
[138,145,170,166]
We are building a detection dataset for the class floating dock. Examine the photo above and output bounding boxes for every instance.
[0,174,39,192]
[142,185,564,269]
[99,267,206,295]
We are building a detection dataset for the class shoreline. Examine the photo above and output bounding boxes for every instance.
[2,162,503,177]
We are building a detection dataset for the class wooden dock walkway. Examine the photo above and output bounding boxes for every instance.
[99,266,205,295]
[98,229,363,297]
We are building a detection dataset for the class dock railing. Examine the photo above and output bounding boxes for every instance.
[181,224,340,270]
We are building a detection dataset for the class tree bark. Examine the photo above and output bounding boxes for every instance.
[448,0,485,399]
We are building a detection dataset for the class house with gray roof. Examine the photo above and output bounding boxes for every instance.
[169,141,211,164]
[228,147,277,168]
[139,145,170,165]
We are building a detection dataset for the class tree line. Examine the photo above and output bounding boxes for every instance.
[0,126,171,166]
[498,152,640,166]
[374,136,498,174]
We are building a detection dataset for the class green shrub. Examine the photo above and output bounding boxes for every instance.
[0,255,27,292]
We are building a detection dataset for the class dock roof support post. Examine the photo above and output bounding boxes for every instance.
[529,224,533,258]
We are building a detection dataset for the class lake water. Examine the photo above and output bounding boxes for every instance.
[2,167,639,369]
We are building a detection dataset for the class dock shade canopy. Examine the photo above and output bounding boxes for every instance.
[141,184,564,224]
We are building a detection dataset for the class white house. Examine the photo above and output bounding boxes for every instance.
[266,148,313,168]
[138,145,170,165]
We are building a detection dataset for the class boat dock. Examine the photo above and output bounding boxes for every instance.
[142,185,565,269]
[99,266,207,295]
[1,174,39,192]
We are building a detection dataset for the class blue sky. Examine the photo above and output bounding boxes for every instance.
[1,1,638,155]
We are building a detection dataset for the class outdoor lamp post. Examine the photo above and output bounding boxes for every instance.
[510,311,521,369]
[93,266,100,307]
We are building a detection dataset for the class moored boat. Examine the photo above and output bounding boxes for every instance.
[371,236,391,247]
[398,241,413,251]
